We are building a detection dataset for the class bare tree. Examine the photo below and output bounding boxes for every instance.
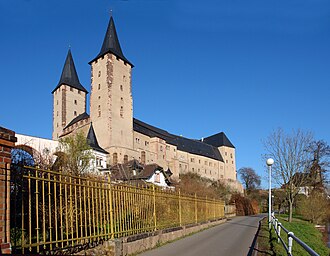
[263,128,313,222]
[238,167,261,194]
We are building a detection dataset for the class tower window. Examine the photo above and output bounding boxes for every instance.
[74,111,77,116]
[70,87,73,92]
[74,100,77,105]
[123,75,126,82]
[120,85,123,91]
[98,71,101,77]
[113,153,118,165]
[98,84,101,90]
[98,96,101,100]
[78,90,81,94]
[123,155,128,164]
[57,111,58,116]
[98,105,101,117]
[56,100,58,105]
[120,106,123,118]
[141,151,146,164]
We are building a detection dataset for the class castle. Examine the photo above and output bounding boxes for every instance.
[52,16,242,191]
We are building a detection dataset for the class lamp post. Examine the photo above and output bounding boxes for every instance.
[266,158,274,230]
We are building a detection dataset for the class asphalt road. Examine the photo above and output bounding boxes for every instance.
[139,215,265,256]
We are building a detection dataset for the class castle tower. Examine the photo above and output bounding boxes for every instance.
[89,16,134,163]
[52,49,88,140]
[203,132,237,180]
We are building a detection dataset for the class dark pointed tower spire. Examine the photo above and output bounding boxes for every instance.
[89,16,133,66]
[87,124,109,154]
[52,49,88,93]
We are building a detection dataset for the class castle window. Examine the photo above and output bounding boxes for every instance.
[120,106,123,118]
[205,161,207,165]
[121,97,124,103]
[232,161,234,164]
[123,75,126,82]
[78,90,81,94]
[198,160,201,164]
[120,85,123,91]
[98,84,101,90]
[141,151,146,164]
[74,100,77,105]
[190,158,194,163]
[123,155,128,164]
[226,160,228,163]
[98,71,101,77]
[57,111,58,116]
[98,96,101,100]
[98,105,101,117]
[74,111,77,116]
[225,152,227,156]
[57,123,58,127]
[56,100,58,105]
[145,141,149,146]
[192,168,195,172]
[166,145,170,150]
[70,87,73,92]
[160,146,163,152]
[113,153,118,165]
[230,153,233,158]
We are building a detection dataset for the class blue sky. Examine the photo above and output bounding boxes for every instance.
[1,0,330,187]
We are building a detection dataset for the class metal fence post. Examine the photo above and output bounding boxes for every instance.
[153,185,157,230]
[107,174,114,239]
[194,193,197,224]
[288,231,294,255]
[277,223,281,243]
[178,190,182,226]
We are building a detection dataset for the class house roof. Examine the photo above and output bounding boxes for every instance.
[203,132,235,148]
[86,124,109,154]
[133,118,224,162]
[89,16,133,67]
[52,49,88,94]
[64,112,90,129]
[110,161,167,181]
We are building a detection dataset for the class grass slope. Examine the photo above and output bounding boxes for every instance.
[257,215,329,256]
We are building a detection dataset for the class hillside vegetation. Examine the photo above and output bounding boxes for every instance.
[258,215,329,256]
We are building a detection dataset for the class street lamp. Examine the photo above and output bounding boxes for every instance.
[266,158,274,230]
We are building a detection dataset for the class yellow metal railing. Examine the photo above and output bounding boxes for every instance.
[18,166,225,253]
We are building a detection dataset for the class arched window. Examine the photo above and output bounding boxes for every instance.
[123,155,128,164]
[113,153,118,165]
[141,151,146,164]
